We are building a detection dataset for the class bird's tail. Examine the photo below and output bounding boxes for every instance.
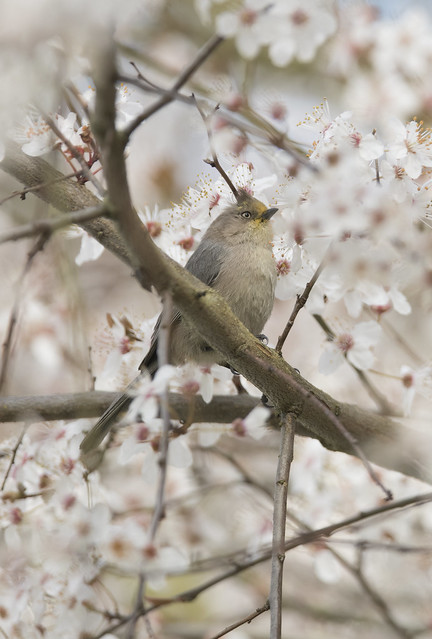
[80,376,140,454]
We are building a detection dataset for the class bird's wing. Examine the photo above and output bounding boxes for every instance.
[139,239,225,372]
[184,238,225,286]
[80,375,140,453]
[81,239,227,454]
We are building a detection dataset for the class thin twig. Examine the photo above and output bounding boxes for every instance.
[90,490,432,638]
[325,538,432,554]
[330,545,412,638]
[269,414,295,639]
[1,423,28,491]
[118,72,311,170]
[0,205,108,244]
[275,247,330,354]
[65,83,92,122]
[209,602,270,639]
[43,113,105,196]
[0,169,82,207]
[288,510,413,638]
[193,95,239,198]
[129,61,163,92]
[148,292,173,542]
[0,234,48,393]
[125,574,146,639]
[200,445,424,638]
[123,34,225,139]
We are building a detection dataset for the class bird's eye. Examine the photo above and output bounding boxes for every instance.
[241,210,251,219]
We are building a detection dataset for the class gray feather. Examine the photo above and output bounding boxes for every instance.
[139,238,225,372]
[80,376,140,453]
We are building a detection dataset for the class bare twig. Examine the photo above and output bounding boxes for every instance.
[0,169,82,206]
[0,205,108,244]
[121,70,311,169]
[193,95,239,198]
[65,83,92,122]
[275,247,330,354]
[0,234,48,393]
[288,510,413,638]
[149,292,173,542]
[123,34,225,140]
[209,602,270,639]
[1,423,28,490]
[326,538,432,554]
[269,414,295,639]
[125,574,146,639]
[327,545,412,638]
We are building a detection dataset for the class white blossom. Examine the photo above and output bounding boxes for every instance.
[319,320,382,375]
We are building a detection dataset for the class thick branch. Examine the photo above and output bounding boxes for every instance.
[0,391,263,424]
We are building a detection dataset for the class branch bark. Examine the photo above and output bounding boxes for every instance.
[0,142,133,268]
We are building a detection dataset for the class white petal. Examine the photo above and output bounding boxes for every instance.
[245,405,270,439]
[318,347,344,375]
[314,550,342,584]
[344,291,363,318]
[348,347,375,370]
[389,287,411,315]
[359,133,384,161]
[169,438,193,468]
[353,320,382,346]
[197,424,222,447]
[75,233,104,265]
[200,373,214,403]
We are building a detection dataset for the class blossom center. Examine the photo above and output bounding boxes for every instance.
[240,9,257,26]
[336,333,354,353]
[291,9,309,26]
[277,258,291,276]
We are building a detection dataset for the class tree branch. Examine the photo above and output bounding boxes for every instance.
[0,205,108,244]
[269,415,295,639]
[0,142,133,268]
[0,391,262,424]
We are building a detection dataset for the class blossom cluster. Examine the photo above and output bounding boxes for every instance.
[204,0,337,66]
[2,1,432,637]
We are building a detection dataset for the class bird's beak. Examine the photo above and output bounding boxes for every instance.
[260,207,278,221]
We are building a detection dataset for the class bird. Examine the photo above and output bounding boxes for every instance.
[80,189,278,454]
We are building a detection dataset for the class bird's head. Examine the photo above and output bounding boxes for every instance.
[207,189,278,243]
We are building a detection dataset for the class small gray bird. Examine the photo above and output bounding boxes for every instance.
[80,190,277,454]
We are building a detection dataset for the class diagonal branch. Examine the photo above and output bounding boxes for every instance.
[123,34,224,140]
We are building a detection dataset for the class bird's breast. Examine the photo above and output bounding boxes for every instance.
[215,243,276,335]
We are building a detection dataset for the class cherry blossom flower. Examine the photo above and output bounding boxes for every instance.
[400,364,432,416]
[385,119,432,179]
[215,0,269,60]
[319,320,382,374]
[231,405,270,440]
[264,1,337,67]
[343,282,411,318]
[65,227,105,266]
